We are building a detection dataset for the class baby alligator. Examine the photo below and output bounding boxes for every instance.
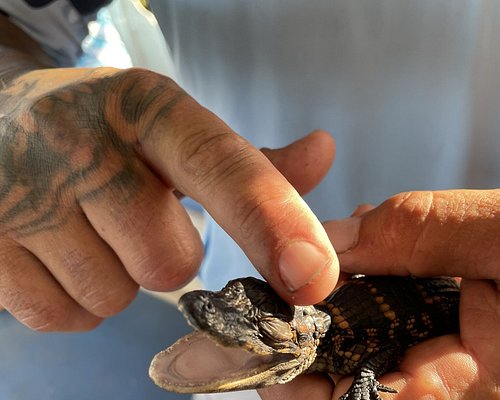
[149,275,460,399]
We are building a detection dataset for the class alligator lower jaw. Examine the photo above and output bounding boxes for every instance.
[149,331,297,393]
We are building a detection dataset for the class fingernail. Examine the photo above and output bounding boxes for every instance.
[328,217,361,253]
[279,241,331,292]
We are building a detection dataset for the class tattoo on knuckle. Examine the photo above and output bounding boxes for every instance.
[118,68,178,124]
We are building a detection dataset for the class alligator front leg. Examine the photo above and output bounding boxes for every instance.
[339,366,397,400]
[339,344,400,400]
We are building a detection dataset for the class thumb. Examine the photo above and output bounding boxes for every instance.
[261,130,335,196]
[324,190,500,280]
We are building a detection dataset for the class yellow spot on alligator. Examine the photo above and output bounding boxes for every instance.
[391,319,400,327]
[366,328,377,336]
[339,321,350,330]
[344,351,352,358]
[379,303,390,312]
[351,354,361,362]
[384,310,396,320]
[333,315,345,324]
[370,287,377,294]
[330,307,342,316]
[375,296,384,304]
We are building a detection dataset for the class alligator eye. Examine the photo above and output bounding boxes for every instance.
[297,332,310,345]
[204,300,216,314]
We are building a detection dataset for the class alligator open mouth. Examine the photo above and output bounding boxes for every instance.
[149,331,296,393]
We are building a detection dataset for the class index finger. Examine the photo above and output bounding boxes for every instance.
[114,70,338,305]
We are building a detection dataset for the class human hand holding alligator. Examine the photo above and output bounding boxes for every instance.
[151,189,498,399]
[257,189,499,399]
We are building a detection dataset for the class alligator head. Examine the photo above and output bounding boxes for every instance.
[149,277,331,393]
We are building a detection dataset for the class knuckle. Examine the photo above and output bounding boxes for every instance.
[114,67,180,128]
[82,285,138,318]
[378,191,440,273]
[236,191,291,241]
[134,244,203,291]
[6,293,101,332]
[16,302,70,332]
[176,129,256,193]
[383,191,434,220]
[0,264,73,332]
[380,191,434,236]
[60,249,138,317]
[116,67,168,87]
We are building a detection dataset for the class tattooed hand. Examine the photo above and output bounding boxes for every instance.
[0,64,339,331]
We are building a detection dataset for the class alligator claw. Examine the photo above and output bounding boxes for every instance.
[378,383,397,393]
[339,373,397,400]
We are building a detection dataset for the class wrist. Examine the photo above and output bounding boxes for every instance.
[0,50,48,88]
[0,14,54,87]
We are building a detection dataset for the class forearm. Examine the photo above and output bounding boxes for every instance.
[0,13,54,84]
